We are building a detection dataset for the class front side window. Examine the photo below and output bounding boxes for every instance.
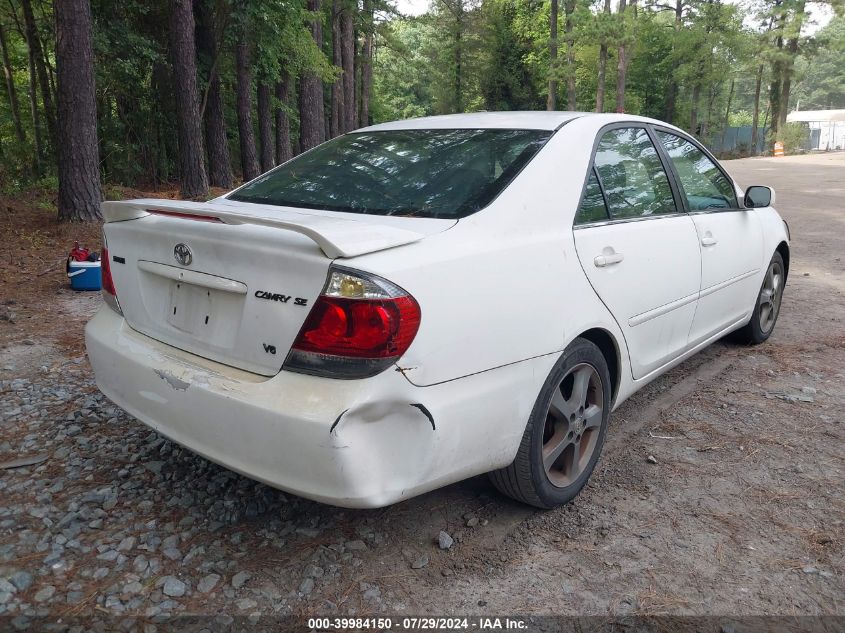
[593,127,677,219]
[228,129,552,219]
[656,130,738,210]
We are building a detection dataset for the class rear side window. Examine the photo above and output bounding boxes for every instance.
[228,129,552,219]
[594,127,677,219]
[575,168,609,224]
[655,130,738,210]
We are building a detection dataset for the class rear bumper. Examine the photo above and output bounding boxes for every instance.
[85,307,551,507]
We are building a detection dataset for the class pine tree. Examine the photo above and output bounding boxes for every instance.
[195,0,233,188]
[55,0,102,222]
[235,39,260,181]
[299,0,326,150]
[170,0,209,198]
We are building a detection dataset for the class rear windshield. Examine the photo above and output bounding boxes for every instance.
[228,129,552,219]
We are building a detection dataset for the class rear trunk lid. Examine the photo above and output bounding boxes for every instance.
[103,199,453,376]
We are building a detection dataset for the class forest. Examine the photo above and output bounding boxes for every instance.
[0,0,842,222]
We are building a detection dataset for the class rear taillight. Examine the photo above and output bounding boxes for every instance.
[101,239,122,315]
[284,267,421,379]
[101,246,116,295]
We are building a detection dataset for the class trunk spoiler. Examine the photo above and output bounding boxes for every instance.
[101,199,428,259]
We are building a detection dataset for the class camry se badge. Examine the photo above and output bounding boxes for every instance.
[255,290,308,307]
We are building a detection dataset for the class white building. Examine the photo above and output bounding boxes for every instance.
[786,109,845,151]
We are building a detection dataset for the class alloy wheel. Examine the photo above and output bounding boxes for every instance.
[542,363,604,487]
[759,259,784,334]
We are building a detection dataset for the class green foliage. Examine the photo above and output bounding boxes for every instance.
[373,17,439,121]
[233,0,335,82]
[479,0,541,110]
[0,0,342,189]
[624,11,674,118]
[792,15,845,110]
[91,0,173,185]
[1,173,58,197]
[771,121,810,153]
[370,0,785,148]
[728,109,754,126]
[0,0,842,192]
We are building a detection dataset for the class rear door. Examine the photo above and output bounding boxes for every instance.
[573,125,701,380]
[653,129,763,345]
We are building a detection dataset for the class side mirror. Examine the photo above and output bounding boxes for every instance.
[744,185,775,208]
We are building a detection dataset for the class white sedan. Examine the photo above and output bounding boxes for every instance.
[85,112,789,508]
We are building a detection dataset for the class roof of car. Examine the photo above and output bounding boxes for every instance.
[359,111,589,132]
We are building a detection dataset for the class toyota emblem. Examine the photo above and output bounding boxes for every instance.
[174,243,193,266]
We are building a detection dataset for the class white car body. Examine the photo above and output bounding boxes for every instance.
[85,112,789,508]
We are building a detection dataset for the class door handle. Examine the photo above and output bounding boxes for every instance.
[594,252,624,267]
[701,236,717,246]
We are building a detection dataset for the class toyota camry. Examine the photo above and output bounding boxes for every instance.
[85,112,789,508]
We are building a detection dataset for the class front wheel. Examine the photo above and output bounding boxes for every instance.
[733,251,785,345]
[489,338,611,509]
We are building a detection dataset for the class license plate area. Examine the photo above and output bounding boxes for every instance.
[163,280,242,349]
[168,281,213,335]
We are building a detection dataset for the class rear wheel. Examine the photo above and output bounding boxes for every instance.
[733,251,785,345]
[490,338,611,509]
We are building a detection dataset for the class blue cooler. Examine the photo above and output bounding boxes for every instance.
[68,260,102,291]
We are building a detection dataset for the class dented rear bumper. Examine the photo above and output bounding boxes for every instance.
[85,307,547,507]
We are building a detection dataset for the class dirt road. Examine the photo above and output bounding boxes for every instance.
[0,153,843,625]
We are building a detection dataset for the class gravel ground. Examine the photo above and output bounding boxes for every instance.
[0,154,843,629]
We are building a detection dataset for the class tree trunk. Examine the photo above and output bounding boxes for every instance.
[0,22,25,145]
[615,46,626,113]
[275,73,293,164]
[778,74,791,132]
[615,0,628,113]
[257,81,274,172]
[202,74,233,189]
[341,5,356,131]
[750,63,763,156]
[359,0,373,127]
[595,44,606,113]
[55,0,102,222]
[768,1,785,146]
[235,39,260,181]
[768,53,782,144]
[97,94,109,182]
[701,83,717,141]
[299,0,326,151]
[778,0,805,134]
[170,0,209,199]
[663,80,677,124]
[330,0,343,137]
[663,0,683,122]
[152,61,175,183]
[34,0,56,95]
[20,0,55,149]
[44,49,55,106]
[195,0,232,189]
[564,0,575,110]
[690,82,700,137]
[595,0,611,113]
[25,22,42,174]
[454,2,463,113]
[720,77,734,154]
[547,0,558,110]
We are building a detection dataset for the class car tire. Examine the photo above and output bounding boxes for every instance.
[489,338,611,509]
[732,251,785,345]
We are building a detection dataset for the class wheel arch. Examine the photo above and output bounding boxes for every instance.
[578,327,621,406]
[776,241,790,279]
